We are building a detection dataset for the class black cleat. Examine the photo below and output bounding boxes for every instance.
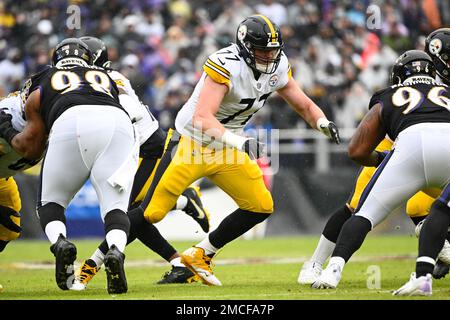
[182,186,210,233]
[433,260,450,279]
[157,266,199,284]
[50,234,77,290]
[104,245,127,294]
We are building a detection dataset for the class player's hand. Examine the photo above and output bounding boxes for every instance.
[0,209,21,233]
[243,138,265,160]
[317,118,340,144]
[0,112,19,144]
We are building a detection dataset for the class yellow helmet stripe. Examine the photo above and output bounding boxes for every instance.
[255,14,276,43]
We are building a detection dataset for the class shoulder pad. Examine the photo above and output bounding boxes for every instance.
[20,67,52,103]
[203,45,240,86]
[368,87,391,109]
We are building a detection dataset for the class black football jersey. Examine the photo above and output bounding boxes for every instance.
[24,65,124,132]
[369,78,450,140]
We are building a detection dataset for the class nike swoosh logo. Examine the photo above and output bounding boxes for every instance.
[189,199,205,219]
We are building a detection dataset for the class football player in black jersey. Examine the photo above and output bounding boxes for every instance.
[312,50,450,296]
[0,38,137,294]
[70,36,211,289]
[300,29,450,285]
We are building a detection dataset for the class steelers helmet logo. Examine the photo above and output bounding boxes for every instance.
[429,38,442,55]
[237,25,247,41]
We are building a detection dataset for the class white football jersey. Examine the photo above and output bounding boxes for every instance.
[175,44,291,148]
[108,70,159,145]
[0,92,39,178]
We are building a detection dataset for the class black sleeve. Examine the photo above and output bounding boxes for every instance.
[21,66,51,101]
[368,88,387,110]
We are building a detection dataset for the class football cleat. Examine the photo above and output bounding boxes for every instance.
[181,246,222,286]
[414,220,450,265]
[70,259,100,291]
[50,234,77,290]
[437,240,450,265]
[311,263,342,289]
[393,272,432,296]
[104,245,127,294]
[156,266,200,284]
[182,186,211,233]
[432,260,450,279]
[298,261,323,285]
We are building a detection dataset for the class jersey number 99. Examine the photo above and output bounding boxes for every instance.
[51,70,113,97]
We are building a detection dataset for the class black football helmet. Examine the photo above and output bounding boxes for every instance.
[390,50,436,85]
[79,36,110,68]
[425,28,450,85]
[52,38,93,66]
[236,15,283,74]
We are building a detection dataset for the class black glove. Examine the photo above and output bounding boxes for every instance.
[319,120,341,145]
[243,138,265,160]
[0,112,19,145]
[0,208,21,233]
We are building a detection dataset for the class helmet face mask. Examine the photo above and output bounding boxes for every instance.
[425,28,450,85]
[52,38,93,66]
[237,15,283,74]
[390,50,436,85]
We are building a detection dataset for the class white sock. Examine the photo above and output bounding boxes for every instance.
[328,256,346,270]
[197,237,218,256]
[45,221,67,244]
[311,235,336,266]
[105,229,127,252]
[176,195,188,210]
[170,257,185,267]
[90,248,106,267]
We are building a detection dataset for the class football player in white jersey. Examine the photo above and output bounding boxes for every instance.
[137,15,340,286]
[70,37,212,290]
[0,91,39,254]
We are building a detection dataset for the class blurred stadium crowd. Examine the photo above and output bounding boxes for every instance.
[0,0,448,131]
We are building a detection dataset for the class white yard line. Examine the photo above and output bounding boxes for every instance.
[2,254,416,270]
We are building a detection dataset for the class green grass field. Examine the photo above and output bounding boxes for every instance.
[1,235,449,300]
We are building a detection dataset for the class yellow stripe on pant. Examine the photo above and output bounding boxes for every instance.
[143,133,273,224]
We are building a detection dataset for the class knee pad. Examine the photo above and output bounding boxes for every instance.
[37,203,65,231]
[104,209,130,237]
[0,205,21,242]
[245,190,273,213]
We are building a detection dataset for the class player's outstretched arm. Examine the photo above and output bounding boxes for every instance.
[277,77,340,144]
[348,103,386,167]
[192,75,229,138]
[10,89,47,159]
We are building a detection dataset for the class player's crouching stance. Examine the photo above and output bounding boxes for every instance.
[312,50,450,297]
[0,39,139,294]
[68,37,211,291]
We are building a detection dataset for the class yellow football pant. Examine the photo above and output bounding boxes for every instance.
[143,133,273,224]
[0,177,21,242]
